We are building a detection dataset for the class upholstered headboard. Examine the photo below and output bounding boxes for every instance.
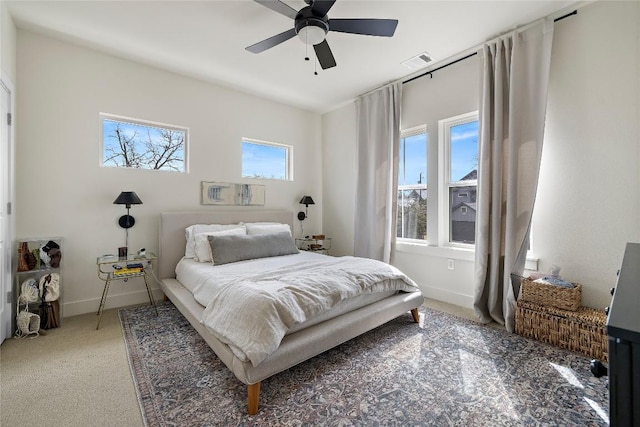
[158,210,294,280]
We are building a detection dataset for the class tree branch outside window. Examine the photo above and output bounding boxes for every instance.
[102,116,186,172]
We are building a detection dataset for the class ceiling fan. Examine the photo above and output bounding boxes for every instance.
[246,0,398,71]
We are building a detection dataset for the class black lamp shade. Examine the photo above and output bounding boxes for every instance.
[113,191,143,208]
[299,196,315,206]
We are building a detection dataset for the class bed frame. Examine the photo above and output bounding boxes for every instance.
[157,210,424,414]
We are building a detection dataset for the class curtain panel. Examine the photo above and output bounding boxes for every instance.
[354,82,402,263]
[473,20,555,332]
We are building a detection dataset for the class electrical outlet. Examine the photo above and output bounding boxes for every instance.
[447,259,455,270]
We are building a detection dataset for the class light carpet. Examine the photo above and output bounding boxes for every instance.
[119,302,609,426]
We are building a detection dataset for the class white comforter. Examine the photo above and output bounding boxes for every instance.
[190,255,419,367]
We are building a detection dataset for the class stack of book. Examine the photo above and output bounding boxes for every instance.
[113,262,144,276]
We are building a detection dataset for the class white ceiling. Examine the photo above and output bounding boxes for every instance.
[6,0,578,113]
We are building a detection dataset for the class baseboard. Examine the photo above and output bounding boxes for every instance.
[419,286,474,309]
[62,287,165,317]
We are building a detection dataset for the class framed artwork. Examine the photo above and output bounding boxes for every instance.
[201,182,265,206]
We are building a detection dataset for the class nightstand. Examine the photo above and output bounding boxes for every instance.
[295,236,332,255]
[96,252,158,329]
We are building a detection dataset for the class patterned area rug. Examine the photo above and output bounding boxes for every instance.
[119,302,609,426]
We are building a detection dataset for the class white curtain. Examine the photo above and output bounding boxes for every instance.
[473,20,554,332]
[354,82,402,262]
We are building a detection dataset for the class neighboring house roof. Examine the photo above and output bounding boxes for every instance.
[398,189,426,203]
[452,201,477,212]
[460,169,478,181]
[408,189,426,201]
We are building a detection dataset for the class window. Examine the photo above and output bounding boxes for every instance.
[241,138,292,180]
[101,114,187,172]
[439,112,479,246]
[397,126,427,240]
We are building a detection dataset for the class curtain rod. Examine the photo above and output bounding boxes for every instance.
[553,10,578,23]
[402,9,577,86]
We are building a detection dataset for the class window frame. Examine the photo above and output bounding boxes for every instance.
[397,125,428,242]
[396,111,539,270]
[241,137,293,181]
[438,111,479,248]
[100,113,189,172]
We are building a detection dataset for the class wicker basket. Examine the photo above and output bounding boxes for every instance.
[515,300,607,361]
[520,278,582,311]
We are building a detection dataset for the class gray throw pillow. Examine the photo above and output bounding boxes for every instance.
[209,231,299,265]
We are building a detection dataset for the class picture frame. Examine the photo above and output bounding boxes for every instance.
[201,181,265,206]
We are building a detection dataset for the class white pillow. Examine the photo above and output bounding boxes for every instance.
[194,228,246,263]
[244,222,291,236]
[184,223,245,258]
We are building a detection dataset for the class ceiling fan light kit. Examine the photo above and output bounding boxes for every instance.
[247,0,398,72]
[297,23,327,45]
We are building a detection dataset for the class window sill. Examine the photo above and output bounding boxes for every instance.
[396,241,475,262]
[396,241,540,270]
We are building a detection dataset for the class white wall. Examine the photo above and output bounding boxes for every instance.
[321,104,356,256]
[1,1,17,82]
[533,0,640,308]
[322,0,640,311]
[16,29,323,316]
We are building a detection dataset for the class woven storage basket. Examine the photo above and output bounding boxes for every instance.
[520,278,582,311]
[515,300,607,362]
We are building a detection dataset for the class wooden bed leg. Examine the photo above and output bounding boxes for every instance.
[163,293,169,302]
[247,382,261,415]
[411,308,420,323]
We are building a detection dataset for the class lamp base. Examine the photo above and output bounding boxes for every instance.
[297,212,306,221]
[118,215,136,229]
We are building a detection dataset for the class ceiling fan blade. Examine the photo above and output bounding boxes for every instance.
[329,18,398,37]
[313,40,337,70]
[253,0,298,20]
[310,0,336,17]
[246,28,297,53]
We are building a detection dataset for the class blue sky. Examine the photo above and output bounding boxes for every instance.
[242,141,287,179]
[399,133,427,186]
[399,121,478,186]
[450,120,478,181]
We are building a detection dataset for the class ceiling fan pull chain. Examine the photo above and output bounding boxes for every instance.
[304,31,310,61]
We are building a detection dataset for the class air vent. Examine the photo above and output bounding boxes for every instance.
[402,52,433,70]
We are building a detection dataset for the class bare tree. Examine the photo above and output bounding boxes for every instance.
[104,124,141,168]
[142,129,184,171]
[104,122,184,171]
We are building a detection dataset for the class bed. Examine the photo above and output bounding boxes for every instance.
[157,210,424,414]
